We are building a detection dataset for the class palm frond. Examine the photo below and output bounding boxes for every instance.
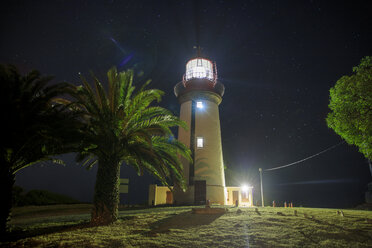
[56,67,192,194]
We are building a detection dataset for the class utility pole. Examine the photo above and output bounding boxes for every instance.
[259,168,264,207]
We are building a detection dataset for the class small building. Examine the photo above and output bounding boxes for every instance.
[226,186,253,206]
[148,185,173,206]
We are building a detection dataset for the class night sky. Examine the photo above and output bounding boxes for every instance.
[1,0,371,208]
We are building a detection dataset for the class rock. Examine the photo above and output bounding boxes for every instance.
[147,232,158,237]
[255,208,261,216]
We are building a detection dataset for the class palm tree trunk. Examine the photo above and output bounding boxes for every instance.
[0,164,15,237]
[91,156,120,225]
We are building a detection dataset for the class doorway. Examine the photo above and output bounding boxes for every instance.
[233,191,239,205]
[166,191,173,204]
[194,180,206,205]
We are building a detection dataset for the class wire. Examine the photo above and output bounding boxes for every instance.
[264,141,345,171]
[193,0,200,48]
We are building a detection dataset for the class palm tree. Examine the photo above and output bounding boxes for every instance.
[0,65,82,235]
[62,67,191,225]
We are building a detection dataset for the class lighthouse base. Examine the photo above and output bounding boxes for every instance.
[148,184,253,207]
[173,183,226,206]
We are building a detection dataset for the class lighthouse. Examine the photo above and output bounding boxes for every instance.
[148,54,253,207]
[173,54,226,205]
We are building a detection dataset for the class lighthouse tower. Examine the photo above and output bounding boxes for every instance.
[173,54,226,205]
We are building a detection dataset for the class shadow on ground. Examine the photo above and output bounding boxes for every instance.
[2,221,91,242]
[150,210,224,234]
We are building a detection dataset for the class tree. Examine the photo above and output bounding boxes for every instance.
[0,65,81,235]
[61,67,191,225]
[326,56,372,175]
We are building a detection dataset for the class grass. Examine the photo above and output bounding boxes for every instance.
[1,204,372,247]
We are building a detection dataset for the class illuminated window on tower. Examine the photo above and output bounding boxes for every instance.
[196,101,203,109]
[197,137,204,148]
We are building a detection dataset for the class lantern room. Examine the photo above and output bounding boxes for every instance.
[185,58,216,82]
[175,56,223,98]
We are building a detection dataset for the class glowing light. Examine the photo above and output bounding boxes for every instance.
[196,101,204,109]
[186,58,214,80]
[241,185,249,192]
[197,137,204,148]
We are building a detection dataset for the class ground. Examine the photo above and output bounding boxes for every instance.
[1,204,372,247]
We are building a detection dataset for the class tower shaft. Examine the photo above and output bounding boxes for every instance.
[174,61,226,204]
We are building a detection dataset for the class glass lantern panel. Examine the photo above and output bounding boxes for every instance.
[186,58,214,80]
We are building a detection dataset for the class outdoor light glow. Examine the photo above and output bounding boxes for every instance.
[196,101,204,109]
[197,137,204,148]
[185,58,214,80]
[241,185,249,192]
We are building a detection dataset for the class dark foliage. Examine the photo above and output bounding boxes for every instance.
[327,56,372,174]
[12,186,80,206]
[60,67,192,225]
[0,65,82,235]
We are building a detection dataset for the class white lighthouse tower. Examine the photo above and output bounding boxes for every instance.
[148,53,254,207]
[173,54,226,205]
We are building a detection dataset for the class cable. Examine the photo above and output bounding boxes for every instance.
[264,141,345,171]
[193,0,200,49]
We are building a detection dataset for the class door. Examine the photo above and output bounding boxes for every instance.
[233,191,239,206]
[166,191,173,204]
[194,180,206,205]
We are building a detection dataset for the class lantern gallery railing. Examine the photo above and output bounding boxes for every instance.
[174,81,225,98]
